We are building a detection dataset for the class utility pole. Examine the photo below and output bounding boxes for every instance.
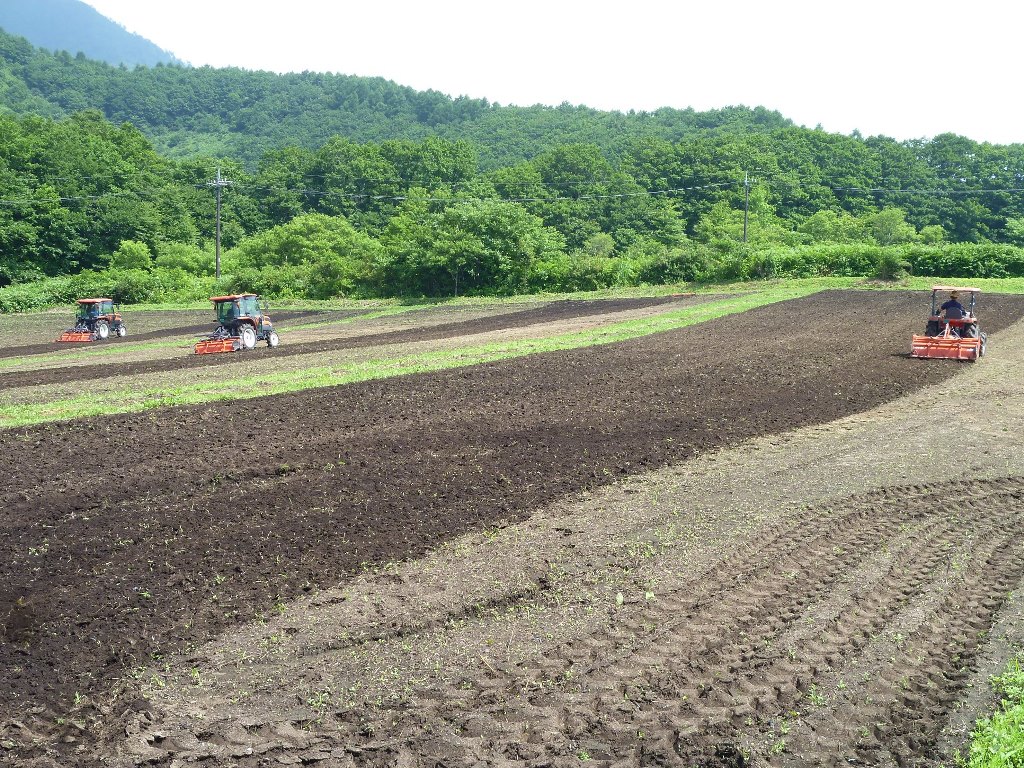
[742,171,750,244]
[207,167,233,279]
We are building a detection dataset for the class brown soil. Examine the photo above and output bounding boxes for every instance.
[2,290,1023,767]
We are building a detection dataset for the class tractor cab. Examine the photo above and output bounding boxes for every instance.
[214,294,265,326]
[215,297,241,325]
[77,298,113,319]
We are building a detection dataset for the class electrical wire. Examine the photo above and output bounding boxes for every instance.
[2,172,1023,209]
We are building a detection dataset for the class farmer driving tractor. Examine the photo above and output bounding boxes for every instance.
[939,290,966,320]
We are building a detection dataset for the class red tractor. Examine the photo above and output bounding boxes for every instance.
[57,298,127,342]
[194,294,280,354]
[910,285,986,361]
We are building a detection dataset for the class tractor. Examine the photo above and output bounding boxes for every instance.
[194,293,280,354]
[910,285,986,361]
[56,298,127,342]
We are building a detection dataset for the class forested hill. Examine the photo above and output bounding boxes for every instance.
[0,28,791,168]
[0,0,176,68]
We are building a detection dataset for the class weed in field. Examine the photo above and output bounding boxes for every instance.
[808,685,825,706]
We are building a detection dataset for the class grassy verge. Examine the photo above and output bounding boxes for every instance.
[0,285,813,428]
[965,655,1024,767]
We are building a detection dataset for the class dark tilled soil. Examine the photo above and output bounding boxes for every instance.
[0,297,682,390]
[2,290,1023,766]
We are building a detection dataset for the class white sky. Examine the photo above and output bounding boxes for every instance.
[79,0,1022,145]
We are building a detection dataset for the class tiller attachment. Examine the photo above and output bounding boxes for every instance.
[911,326,983,361]
[194,337,241,354]
[57,330,95,343]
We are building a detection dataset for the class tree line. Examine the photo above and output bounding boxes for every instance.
[2,50,1024,308]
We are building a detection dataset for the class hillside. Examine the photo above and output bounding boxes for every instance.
[0,0,176,67]
[0,27,790,168]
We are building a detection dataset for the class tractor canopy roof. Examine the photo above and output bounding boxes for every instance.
[930,285,980,293]
[209,294,259,303]
[76,297,114,304]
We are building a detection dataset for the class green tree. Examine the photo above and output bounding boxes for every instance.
[228,212,381,298]
[694,184,794,246]
[380,195,565,296]
[108,239,152,270]
[1006,217,1024,246]
[797,210,867,243]
[869,207,917,246]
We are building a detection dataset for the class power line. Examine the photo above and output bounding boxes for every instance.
[2,173,1024,210]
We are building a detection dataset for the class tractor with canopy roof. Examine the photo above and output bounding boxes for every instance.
[56,298,126,342]
[194,293,280,354]
[910,285,986,361]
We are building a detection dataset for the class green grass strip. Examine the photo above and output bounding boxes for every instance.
[0,338,193,370]
[0,286,812,428]
[965,654,1024,767]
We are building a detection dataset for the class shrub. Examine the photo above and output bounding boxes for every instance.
[874,250,911,280]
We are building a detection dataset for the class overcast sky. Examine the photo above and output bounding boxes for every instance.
[79,0,1022,145]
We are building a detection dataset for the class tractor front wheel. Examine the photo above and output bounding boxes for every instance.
[95,321,109,340]
[116,324,127,337]
[239,326,257,350]
[267,330,280,348]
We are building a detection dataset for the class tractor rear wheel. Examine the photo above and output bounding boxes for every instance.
[925,320,940,336]
[239,326,257,350]
[95,321,109,340]
[267,330,280,348]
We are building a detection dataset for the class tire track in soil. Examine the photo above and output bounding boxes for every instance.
[0,297,681,389]
[179,478,1024,768]
[774,480,1024,768]
[470,487,1007,764]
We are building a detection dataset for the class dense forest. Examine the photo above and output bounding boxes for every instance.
[0,28,791,167]
[1,29,1023,309]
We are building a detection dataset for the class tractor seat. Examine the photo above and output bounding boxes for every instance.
[944,307,965,320]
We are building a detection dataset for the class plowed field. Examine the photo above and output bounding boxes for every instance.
[2,290,1023,768]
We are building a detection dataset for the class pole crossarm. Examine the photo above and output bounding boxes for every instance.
[206,168,233,280]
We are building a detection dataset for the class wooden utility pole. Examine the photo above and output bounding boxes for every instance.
[207,167,233,279]
[743,172,750,244]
